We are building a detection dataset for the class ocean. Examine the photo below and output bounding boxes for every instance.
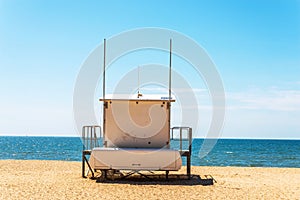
[0,137,299,168]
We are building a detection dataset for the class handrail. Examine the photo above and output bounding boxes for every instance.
[170,126,192,178]
[170,126,192,153]
[82,125,102,151]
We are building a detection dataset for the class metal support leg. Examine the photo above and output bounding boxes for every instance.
[104,170,107,179]
[166,170,169,180]
[187,153,191,179]
[82,151,94,178]
[82,153,85,178]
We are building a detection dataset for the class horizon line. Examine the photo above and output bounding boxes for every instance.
[0,134,299,140]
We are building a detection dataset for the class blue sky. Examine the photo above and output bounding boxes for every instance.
[0,0,299,138]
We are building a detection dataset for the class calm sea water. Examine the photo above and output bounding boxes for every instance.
[0,137,299,168]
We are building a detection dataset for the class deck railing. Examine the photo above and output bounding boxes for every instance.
[82,125,102,151]
[170,126,192,178]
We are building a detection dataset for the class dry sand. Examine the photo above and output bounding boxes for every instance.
[0,160,299,200]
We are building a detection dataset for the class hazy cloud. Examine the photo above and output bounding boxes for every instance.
[227,87,300,111]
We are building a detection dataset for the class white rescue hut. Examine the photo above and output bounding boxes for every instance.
[82,39,192,180]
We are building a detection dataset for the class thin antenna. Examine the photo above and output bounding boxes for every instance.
[138,66,140,95]
[167,39,172,149]
[137,66,142,98]
[169,39,172,101]
[103,39,106,102]
[102,39,106,146]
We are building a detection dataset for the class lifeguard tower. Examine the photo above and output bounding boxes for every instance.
[82,39,192,180]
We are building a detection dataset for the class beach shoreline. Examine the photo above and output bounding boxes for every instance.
[0,160,299,200]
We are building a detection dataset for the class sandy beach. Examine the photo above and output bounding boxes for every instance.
[0,160,299,200]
